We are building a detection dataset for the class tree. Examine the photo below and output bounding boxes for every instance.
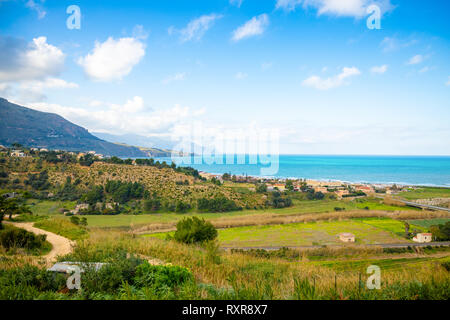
[285,180,294,191]
[256,183,267,193]
[0,197,5,229]
[173,217,218,244]
[404,222,410,238]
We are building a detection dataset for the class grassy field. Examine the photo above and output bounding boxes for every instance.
[29,198,417,229]
[311,255,450,272]
[357,217,425,237]
[406,218,450,228]
[27,200,77,216]
[399,187,450,200]
[33,217,88,240]
[147,218,410,247]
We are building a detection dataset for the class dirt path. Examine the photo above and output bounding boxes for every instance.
[4,221,75,264]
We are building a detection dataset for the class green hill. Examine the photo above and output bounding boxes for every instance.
[0,98,146,157]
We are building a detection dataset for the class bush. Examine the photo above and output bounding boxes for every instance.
[173,216,218,244]
[0,227,47,250]
[197,197,241,212]
[0,265,66,299]
[134,262,193,289]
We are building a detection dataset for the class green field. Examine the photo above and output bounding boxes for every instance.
[357,217,425,237]
[23,198,416,229]
[27,200,77,216]
[406,218,450,228]
[147,219,411,247]
[399,187,450,200]
[310,255,450,272]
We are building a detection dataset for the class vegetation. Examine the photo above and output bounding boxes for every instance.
[33,217,88,240]
[0,225,50,255]
[172,217,218,244]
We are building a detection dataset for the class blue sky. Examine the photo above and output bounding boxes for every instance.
[0,0,449,155]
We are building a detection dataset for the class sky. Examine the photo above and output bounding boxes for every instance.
[0,0,449,155]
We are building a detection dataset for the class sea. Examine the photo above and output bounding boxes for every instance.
[151,155,450,187]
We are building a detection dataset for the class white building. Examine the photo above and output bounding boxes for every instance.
[339,233,356,243]
[413,233,433,243]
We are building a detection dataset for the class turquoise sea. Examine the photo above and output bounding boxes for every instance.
[153,155,450,187]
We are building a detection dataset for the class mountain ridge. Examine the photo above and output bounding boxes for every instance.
[0,97,147,157]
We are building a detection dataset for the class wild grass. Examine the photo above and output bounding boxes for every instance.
[135,209,450,235]
[399,187,450,200]
[33,217,88,240]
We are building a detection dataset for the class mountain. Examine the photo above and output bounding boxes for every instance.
[0,98,146,157]
[91,132,179,150]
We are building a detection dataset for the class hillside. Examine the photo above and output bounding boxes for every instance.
[0,98,146,157]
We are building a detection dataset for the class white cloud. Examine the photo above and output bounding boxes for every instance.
[78,36,145,82]
[230,0,243,7]
[380,36,417,53]
[370,64,388,74]
[161,72,187,85]
[25,0,46,19]
[232,14,269,42]
[276,0,394,18]
[446,77,450,86]
[235,72,248,79]
[302,67,361,90]
[0,36,65,82]
[172,14,222,42]
[407,54,424,65]
[27,97,205,136]
[19,78,78,94]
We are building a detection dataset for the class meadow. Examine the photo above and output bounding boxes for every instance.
[399,187,450,200]
[147,218,412,248]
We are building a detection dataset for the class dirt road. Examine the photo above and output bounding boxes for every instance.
[4,221,75,263]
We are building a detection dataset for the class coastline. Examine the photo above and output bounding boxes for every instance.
[149,155,450,188]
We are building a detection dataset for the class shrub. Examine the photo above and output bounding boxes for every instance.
[0,227,46,250]
[134,262,193,289]
[173,216,218,244]
[197,197,240,212]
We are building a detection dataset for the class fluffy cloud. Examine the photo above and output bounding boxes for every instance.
[0,36,65,82]
[78,37,145,82]
[27,97,206,136]
[171,14,222,42]
[407,54,424,65]
[302,67,361,90]
[276,0,394,18]
[0,36,76,102]
[370,65,388,74]
[161,72,186,85]
[232,14,269,42]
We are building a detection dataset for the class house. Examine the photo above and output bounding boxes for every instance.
[339,233,356,243]
[335,189,350,198]
[11,150,26,157]
[413,233,433,243]
[314,187,329,194]
[39,148,48,152]
[355,185,374,194]
[70,203,90,215]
